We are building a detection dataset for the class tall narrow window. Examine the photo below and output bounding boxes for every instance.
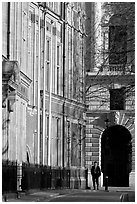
[35,32,39,106]
[57,68,59,94]
[109,26,127,64]
[79,124,82,167]
[57,45,60,95]
[109,15,127,65]
[67,120,70,167]
[57,45,59,66]
[67,28,72,99]
[56,118,59,166]
[46,40,50,91]
[47,40,50,61]
[40,113,43,164]
[46,116,49,164]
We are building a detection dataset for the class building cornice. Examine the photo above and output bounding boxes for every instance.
[86,73,135,86]
[86,110,135,116]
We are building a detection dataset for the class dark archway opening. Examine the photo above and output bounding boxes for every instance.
[101,125,132,187]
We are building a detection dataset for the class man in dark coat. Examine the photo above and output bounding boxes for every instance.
[91,161,101,190]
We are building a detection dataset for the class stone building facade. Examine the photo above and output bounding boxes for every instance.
[2,2,135,190]
[85,2,135,188]
[2,2,87,188]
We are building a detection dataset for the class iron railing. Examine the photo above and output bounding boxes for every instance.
[2,161,87,193]
[2,160,17,193]
[21,163,71,190]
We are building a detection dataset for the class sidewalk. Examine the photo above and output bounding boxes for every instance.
[2,189,84,202]
[2,187,135,202]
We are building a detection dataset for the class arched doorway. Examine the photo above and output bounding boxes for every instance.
[101,125,132,187]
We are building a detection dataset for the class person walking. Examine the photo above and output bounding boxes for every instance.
[91,161,101,190]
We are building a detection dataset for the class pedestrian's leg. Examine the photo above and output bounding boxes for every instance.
[96,177,99,190]
[92,176,95,190]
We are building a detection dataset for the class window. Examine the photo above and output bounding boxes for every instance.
[46,40,50,61]
[57,45,60,66]
[47,116,49,140]
[46,40,50,91]
[57,45,60,95]
[57,68,59,94]
[67,121,70,166]
[109,15,127,65]
[110,88,125,110]
[56,118,61,166]
[46,116,49,164]
[78,124,82,167]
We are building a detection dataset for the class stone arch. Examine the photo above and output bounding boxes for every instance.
[85,112,135,187]
[101,124,132,187]
[114,111,135,135]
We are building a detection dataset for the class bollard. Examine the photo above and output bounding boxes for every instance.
[3,195,7,202]
[105,176,109,191]
[17,191,21,199]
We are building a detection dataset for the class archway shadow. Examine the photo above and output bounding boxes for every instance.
[101,125,132,187]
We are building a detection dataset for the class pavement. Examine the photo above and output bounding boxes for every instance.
[2,186,135,202]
